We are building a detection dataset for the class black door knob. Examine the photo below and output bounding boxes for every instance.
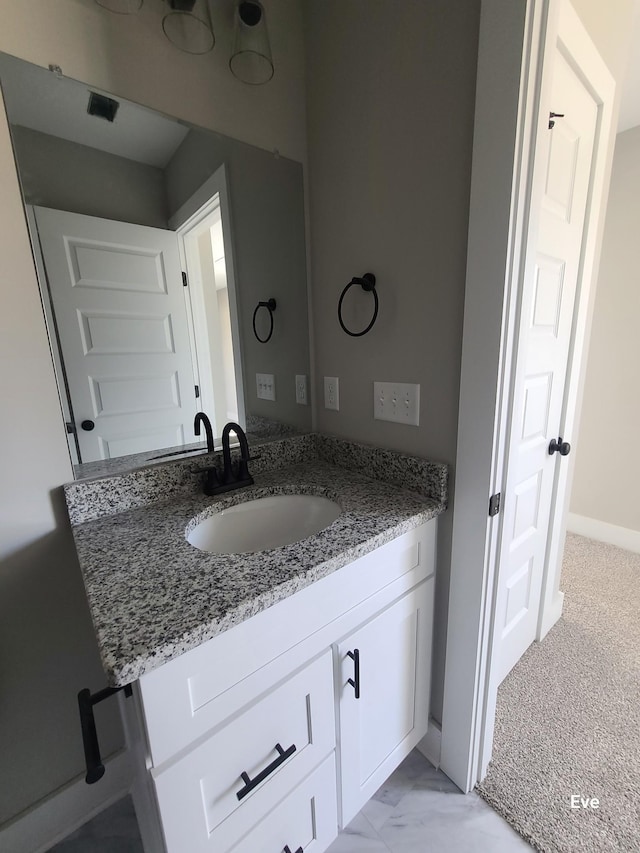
[81,420,95,432]
[548,437,570,456]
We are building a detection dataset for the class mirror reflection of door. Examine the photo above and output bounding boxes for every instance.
[171,169,243,440]
[33,203,240,464]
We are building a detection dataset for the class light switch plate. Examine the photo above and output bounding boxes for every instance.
[373,381,420,426]
[324,376,339,411]
[256,373,276,401]
[295,374,308,405]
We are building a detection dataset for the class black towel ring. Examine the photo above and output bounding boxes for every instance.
[338,273,378,337]
[252,298,277,343]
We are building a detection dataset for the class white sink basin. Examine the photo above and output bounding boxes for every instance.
[186,494,342,554]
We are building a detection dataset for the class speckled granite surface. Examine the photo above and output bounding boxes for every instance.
[65,434,317,524]
[65,435,448,686]
[71,460,445,686]
[316,435,448,505]
[72,423,305,481]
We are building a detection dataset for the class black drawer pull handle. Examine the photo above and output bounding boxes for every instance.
[236,742,296,801]
[347,648,360,699]
[77,684,132,784]
[284,847,303,853]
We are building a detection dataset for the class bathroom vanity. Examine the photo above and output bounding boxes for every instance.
[65,434,447,853]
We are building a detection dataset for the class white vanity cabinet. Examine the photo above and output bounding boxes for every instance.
[133,517,437,853]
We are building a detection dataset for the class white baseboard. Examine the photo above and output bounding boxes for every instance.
[416,718,442,768]
[567,513,640,554]
[0,750,133,853]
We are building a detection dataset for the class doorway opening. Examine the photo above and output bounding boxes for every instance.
[177,195,240,440]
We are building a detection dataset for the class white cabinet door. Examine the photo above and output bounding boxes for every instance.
[336,579,434,826]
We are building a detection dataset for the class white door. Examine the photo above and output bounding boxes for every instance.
[34,206,197,463]
[494,47,599,683]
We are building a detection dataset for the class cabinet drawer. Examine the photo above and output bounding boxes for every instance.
[153,651,335,853]
[216,754,338,853]
[140,518,437,767]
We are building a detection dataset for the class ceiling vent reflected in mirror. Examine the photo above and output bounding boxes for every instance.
[87,92,120,122]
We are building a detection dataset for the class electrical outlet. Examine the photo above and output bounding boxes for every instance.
[295,374,308,405]
[324,376,339,411]
[373,381,420,425]
[256,373,276,401]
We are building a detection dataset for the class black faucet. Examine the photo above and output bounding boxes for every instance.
[194,412,215,453]
[196,420,256,496]
[220,422,254,489]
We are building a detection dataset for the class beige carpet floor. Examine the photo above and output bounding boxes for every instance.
[477,533,640,853]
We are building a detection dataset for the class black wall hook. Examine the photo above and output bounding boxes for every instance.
[338,273,378,337]
[252,298,277,343]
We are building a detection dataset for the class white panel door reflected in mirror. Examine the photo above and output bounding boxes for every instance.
[34,206,199,464]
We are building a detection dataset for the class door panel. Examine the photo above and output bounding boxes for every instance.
[495,50,599,682]
[34,206,196,463]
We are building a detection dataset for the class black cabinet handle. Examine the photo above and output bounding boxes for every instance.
[78,684,132,784]
[284,847,303,853]
[347,648,360,699]
[236,742,296,801]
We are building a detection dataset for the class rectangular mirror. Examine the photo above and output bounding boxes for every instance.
[0,52,311,480]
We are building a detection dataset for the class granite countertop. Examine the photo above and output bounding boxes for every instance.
[71,457,446,686]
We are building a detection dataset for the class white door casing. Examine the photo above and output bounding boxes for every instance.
[169,165,247,438]
[442,0,617,793]
[34,206,197,463]
[493,40,599,684]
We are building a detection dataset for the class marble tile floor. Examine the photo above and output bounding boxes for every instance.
[326,750,532,853]
[47,795,142,853]
[47,750,531,852]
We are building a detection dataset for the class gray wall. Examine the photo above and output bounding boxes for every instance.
[11,125,169,228]
[570,125,640,533]
[0,0,306,829]
[165,128,311,435]
[571,0,635,82]
[0,92,124,825]
[304,0,481,722]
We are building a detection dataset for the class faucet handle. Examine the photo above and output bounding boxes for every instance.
[236,457,257,482]
[203,465,222,496]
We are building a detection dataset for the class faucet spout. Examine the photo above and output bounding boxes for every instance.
[196,420,254,496]
[194,412,215,454]
[221,422,251,483]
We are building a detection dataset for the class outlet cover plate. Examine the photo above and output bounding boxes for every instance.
[256,373,276,401]
[295,374,308,405]
[373,381,420,426]
[324,376,339,411]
